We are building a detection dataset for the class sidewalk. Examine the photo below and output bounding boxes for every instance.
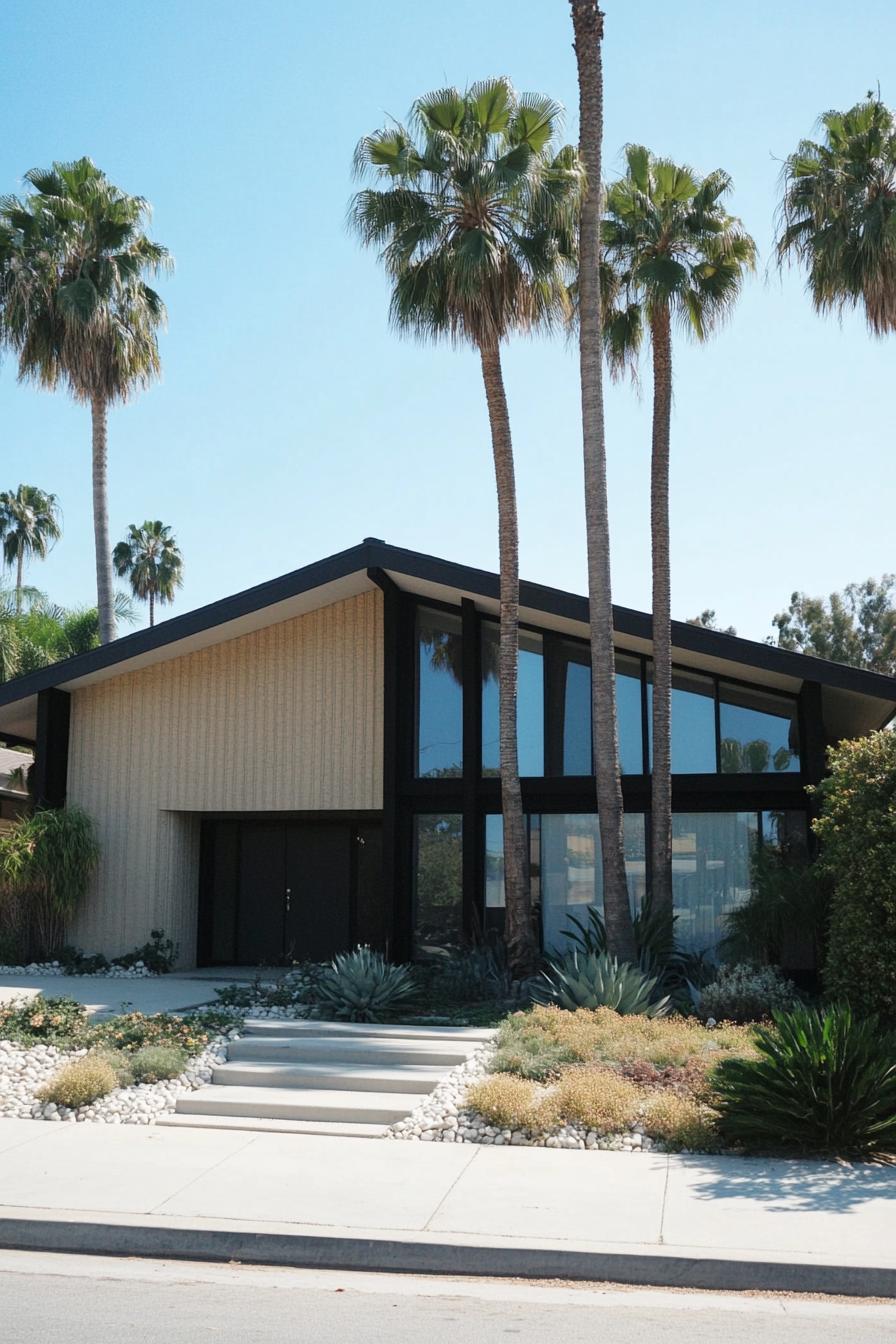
[0,974,235,1017]
[0,1118,895,1295]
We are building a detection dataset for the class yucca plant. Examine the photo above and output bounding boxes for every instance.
[533,949,670,1017]
[317,946,417,1023]
[712,1004,896,1159]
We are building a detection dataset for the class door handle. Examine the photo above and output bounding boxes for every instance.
[285,887,291,913]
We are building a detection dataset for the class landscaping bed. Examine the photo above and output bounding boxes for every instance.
[0,997,240,1124]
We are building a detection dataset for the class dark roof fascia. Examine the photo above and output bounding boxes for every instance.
[0,537,895,711]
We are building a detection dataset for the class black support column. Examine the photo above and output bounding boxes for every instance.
[461,598,482,937]
[368,568,410,961]
[33,687,71,810]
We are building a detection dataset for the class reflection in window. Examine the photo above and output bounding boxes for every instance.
[648,667,716,773]
[540,813,647,953]
[482,625,544,776]
[719,684,799,773]
[761,809,809,856]
[416,607,463,778]
[413,814,462,957]
[671,812,758,955]
[562,648,644,775]
[483,814,541,935]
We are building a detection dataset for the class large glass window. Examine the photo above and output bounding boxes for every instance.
[540,813,647,953]
[648,667,716,773]
[483,814,541,935]
[719,683,799,773]
[671,812,758,955]
[482,624,544,776]
[416,607,463,778]
[562,647,644,776]
[412,813,462,957]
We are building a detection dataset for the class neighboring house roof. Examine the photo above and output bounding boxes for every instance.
[0,745,32,797]
[0,538,893,743]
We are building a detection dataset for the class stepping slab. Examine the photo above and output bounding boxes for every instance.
[157,1113,386,1138]
[241,1019,495,1042]
[227,1036,474,1067]
[175,1085,413,1125]
[211,1060,445,1094]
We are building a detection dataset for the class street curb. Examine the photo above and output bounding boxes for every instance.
[1,1216,894,1297]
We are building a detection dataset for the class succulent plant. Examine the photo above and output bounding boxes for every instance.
[317,946,417,1023]
[532,949,670,1017]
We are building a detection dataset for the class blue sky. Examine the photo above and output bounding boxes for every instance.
[1,0,893,640]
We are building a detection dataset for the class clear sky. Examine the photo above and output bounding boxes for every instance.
[1,0,893,641]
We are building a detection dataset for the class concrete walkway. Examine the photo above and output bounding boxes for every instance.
[0,1118,894,1295]
[0,974,240,1017]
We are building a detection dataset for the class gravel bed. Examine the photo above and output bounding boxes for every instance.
[0,1030,238,1125]
[385,1043,662,1153]
[0,960,151,979]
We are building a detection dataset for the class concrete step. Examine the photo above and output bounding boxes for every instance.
[175,1086,413,1125]
[227,1036,474,1067]
[241,1019,495,1043]
[157,1113,386,1139]
[212,1060,444,1094]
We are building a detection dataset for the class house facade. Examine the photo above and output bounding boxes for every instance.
[0,539,893,969]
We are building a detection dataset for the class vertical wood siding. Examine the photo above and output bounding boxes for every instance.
[66,590,384,963]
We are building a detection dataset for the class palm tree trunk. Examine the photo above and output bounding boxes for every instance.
[649,305,673,923]
[149,590,155,627]
[479,339,537,979]
[91,394,117,645]
[570,0,637,964]
[15,541,23,615]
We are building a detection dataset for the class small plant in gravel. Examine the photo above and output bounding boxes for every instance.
[466,1075,542,1130]
[130,1044,188,1083]
[87,1011,220,1056]
[534,951,670,1017]
[640,1092,718,1150]
[116,929,178,974]
[86,1047,135,1087]
[697,963,800,1024]
[36,1056,119,1108]
[0,995,87,1044]
[317,946,416,1023]
[711,1004,896,1159]
[548,1068,642,1133]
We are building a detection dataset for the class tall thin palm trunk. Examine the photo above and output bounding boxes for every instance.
[149,589,155,627]
[570,0,636,963]
[649,305,673,921]
[91,394,116,645]
[15,541,23,615]
[479,339,536,978]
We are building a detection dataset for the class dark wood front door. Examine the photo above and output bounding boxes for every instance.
[199,817,386,965]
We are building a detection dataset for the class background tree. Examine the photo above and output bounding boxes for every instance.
[772,576,896,674]
[777,95,896,334]
[0,587,136,683]
[0,485,61,613]
[351,79,582,976]
[113,520,184,627]
[687,608,737,636]
[569,0,635,963]
[601,146,756,925]
[0,158,170,644]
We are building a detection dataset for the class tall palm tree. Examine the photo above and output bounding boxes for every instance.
[569,0,636,963]
[113,520,183,626]
[776,96,896,334]
[0,158,170,644]
[0,485,61,612]
[601,146,756,924]
[351,79,583,976]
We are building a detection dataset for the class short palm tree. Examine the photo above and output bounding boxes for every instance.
[113,520,183,626]
[351,79,583,976]
[0,158,170,644]
[0,485,61,612]
[777,96,896,334]
[601,146,756,924]
[569,0,636,963]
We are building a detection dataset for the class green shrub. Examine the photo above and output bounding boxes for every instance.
[0,806,99,960]
[37,1056,118,1108]
[0,995,87,1044]
[814,732,896,1019]
[116,929,178,974]
[87,1047,134,1087]
[711,1004,896,1159]
[131,1044,187,1082]
[426,941,514,1004]
[533,950,670,1017]
[87,1011,216,1055]
[697,963,800,1023]
[317,946,416,1022]
[722,844,827,969]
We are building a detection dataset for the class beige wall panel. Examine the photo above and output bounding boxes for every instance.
[66,591,383,964]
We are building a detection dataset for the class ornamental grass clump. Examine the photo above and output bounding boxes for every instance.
[711,1004,896,1159]
[548,1067,642,1133]
[318,946,416,1023]
[640,1092,718,1150]
[131,1044,187,1083]
[466,1075,542,1130]
[37,1055,118,1108]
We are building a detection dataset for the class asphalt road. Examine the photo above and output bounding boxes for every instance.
[1,1252,895,1343]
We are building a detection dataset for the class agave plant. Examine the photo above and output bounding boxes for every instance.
[712,1004,896,1158]
[317,946,417,1023]
[533,949,670,1017]
[563,901,711,1005]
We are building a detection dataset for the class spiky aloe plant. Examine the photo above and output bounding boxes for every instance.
[533,949,670,1017]
[317,947,417,1023]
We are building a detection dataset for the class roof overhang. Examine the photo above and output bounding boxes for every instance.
[0,538,894,743]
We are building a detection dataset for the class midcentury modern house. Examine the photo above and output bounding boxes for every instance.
[0,539,893,970]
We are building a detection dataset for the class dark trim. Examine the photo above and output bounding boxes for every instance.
[0,732,35,749]
[461,598,481,938]
[33,688,70,810]
[1,537,894,719]
[367,568,407,961]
